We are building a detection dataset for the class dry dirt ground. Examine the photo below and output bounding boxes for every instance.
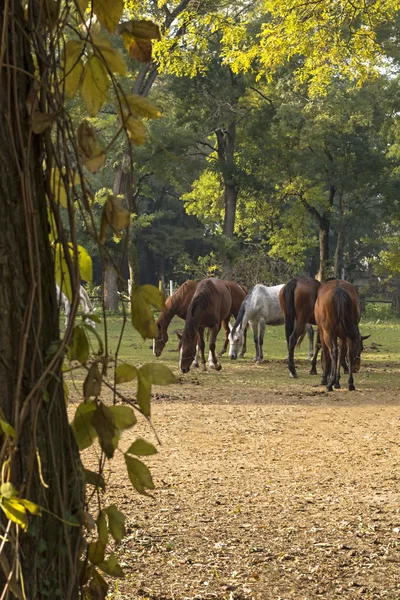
[80,364,400,600]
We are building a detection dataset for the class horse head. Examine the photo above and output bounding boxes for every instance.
[179,333,196,374]
[353,334,370,373]
[228,323,244,359]
[153,322,168,357]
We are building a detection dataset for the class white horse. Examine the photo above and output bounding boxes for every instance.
[228,284,314,363]
[56,283,96,328]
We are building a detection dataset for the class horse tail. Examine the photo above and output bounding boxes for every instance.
[334,287,358,339]
[282,278,298,344]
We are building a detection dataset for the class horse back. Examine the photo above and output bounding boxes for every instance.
[222,280,247,316]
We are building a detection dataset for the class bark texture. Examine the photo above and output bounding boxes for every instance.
[0,3,83,597]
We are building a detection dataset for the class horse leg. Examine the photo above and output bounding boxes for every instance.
[217,317,230,357]
[239,324,248,358]
[250,321,259,362]
[208,324,222,371]
[288,322,305,378]
[310,329,320,375]
[334,340,343,389]
[342,344,349,374]
[347,339,356,391]
[198,327,207,371]
[306,324,314,360]
[326,336,338,392]
[256,320,266,364]
[320,334,331,387]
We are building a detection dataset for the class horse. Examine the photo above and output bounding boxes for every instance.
[228,283,314,363]
[56,283,96,328]
[314,279,369,391]
[153,279,248,358]
[279,276,321,378]
[179,278,232,373]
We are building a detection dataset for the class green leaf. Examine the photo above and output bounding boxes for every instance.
[80,55,109,117]
[105,505,126,542]
[93,0,123,32]
[87,569,109,599]
[97,510,108,547]
[98,552,124,577]
[0,418,16,439]
[88,538,106,566]
[131,285,157,340]
[0,482,18,499]
[140,363,176,385]
[1,498,28,530]
[126,438,157,457]
[71,401,98,450]
[124,454,155,496]
[68,325,90,365]
[140,284,165,310]
[91,402,118,459]
[83,362,102,401]
[136,370,151,417]
[115,363,137,383]
[108,405,137,429]
[82,323,104,355]
[84,468,105,491]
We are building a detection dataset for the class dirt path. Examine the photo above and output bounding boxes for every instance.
[84,381,400,600]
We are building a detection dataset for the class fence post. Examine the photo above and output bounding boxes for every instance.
[158,280,163,292]
[169,280,173,296]
[392,292,400,314]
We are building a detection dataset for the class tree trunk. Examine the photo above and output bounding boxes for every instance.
[392,293,400,314]
[334,191,343,279]
[104,264,119,310]
[0,2,83,597]
[317,216,330,281]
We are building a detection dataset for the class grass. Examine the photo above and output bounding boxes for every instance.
[65,302,400,398]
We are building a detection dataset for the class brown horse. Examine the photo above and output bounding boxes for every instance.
[153,279,247,359]
[153,280,197,357]
[280,276,321,378]
[179,279,232,373]
[315,279,368,391]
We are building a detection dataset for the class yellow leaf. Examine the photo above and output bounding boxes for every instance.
[18,498,40,515]
[115,363,138,383]
[130,285,156,340]
[54,242,72,300]
[65,58,84,99]
[125,95,162,119]
[68,325,90,364]
[100,195,130,241]
[85,152,106,174]
[108,405,137,429]
[126,438,157,457]
[93,0,123,33]
[50,168,68,208]
[77,244,93,283]
[140,363,176,385]
[136,370,151,416]
[121,33,152,62]
[80,55,109,117]
[124,455,155,495]
[78,120,97,157]
[64,39,84,65]
[140,284,165,310]
[1,498,28,530]
[77,0,89,14]
[1,483,18,499]
[31,110,58,133]
[123,115,147,145]
[105,505,126,542]
[98,552,125,577]
[117,19,161,40]
[47,207,57,243]
[94,44,126,76]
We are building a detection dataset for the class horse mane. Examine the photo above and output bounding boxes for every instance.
[334,286,359,340]
[189,280,215,317]
[232,289,251,332]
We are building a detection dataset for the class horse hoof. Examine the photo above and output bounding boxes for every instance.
[309,368,317,375]
[290,372,298,379]
[239,354,245,359]
[321,379,327,386]
[201,364,207,371]
[215,363,222,371]
[344,368,349,375]
[327,386,333,392]
[334,383,341,389]
[349,384,355,391]
[192,362,199,369]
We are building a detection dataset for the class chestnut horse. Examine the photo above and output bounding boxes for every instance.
[153,280,247,358]
[179,279,232,373]
[279,276,320,378]
[315,279,368,391]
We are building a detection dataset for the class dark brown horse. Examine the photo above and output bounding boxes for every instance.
[179,279,232,373]
[153,279,247,359]
[315,279,368,391]
[280,276,320,378]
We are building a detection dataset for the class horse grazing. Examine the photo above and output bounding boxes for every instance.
[153,279,247,358]
[179,279,232,373]
[56,283,96,328]
[315,279,369,391]
[153,280,197,357]
[228,283,314,363]
[279,276,321,378]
